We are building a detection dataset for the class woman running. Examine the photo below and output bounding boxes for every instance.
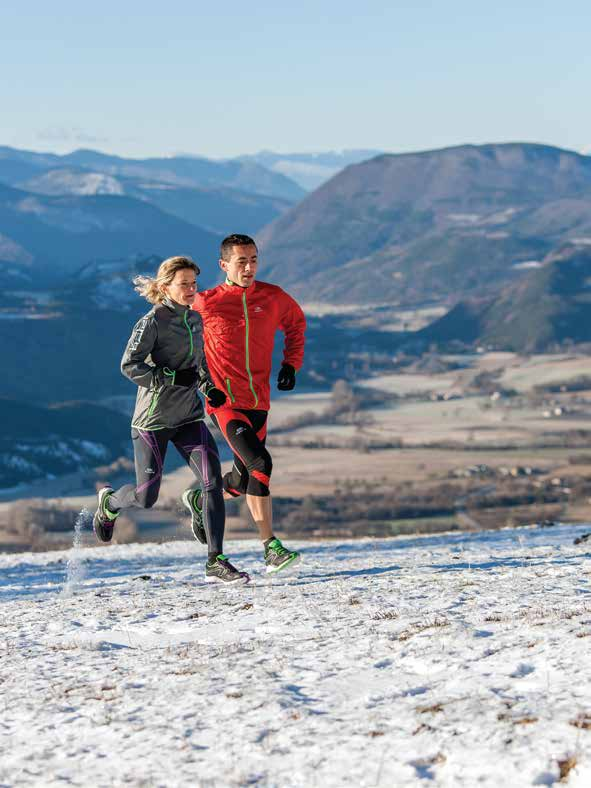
[92,255,249,584]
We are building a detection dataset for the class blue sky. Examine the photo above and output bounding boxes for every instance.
[2,0,590,158]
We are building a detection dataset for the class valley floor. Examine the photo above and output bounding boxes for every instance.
[1,524,591,786]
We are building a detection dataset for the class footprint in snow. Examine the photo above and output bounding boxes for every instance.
[510,663,535,678]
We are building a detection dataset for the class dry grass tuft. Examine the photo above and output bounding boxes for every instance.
[417,703,444,714]
[367,730,385,737]
[399,617,449,641]
[225,691,243,699]
[412,752,446,767]
[240,603,254,611]
[557,754,577,782]
[413,723,435,735]
[497,713,537,725]
[570,713,591,730]
[348,597,361,606]
[372,610,399,621]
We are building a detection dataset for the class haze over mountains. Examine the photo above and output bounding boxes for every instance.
[260,143,591,306]
[0,146,308,284]
[0,146,305,200]
[238,150,383,190]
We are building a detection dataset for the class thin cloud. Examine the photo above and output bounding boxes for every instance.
[36,127,109,144]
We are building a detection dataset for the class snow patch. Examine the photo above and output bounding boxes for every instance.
[1,525,591,785]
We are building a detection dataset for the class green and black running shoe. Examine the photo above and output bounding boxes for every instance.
[93,486,119,543]
[182,489,206,544]
[264,538,301,574]
[205,555,250,584]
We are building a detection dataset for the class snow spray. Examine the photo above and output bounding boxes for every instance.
[61,507,91,597]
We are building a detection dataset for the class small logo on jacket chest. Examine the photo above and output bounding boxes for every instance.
[253,306,263,313]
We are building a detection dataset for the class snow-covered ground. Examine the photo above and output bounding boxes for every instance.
[2,522,591,787]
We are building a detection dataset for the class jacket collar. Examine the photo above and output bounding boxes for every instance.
[223,278,257,295]
[162,296,188,315]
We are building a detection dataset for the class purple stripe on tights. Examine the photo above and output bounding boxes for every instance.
[135,430,164,494]
[181,424,219,488]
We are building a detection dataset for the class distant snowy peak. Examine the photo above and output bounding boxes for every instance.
[19,168,125,196]
[238,149,384,190]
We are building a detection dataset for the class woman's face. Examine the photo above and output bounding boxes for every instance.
[162,268,197,306]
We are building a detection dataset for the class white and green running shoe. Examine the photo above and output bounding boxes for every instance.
[93,486,119,543]
[264,538,301,574]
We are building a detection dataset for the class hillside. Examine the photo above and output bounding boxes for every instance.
[2,525,590,785]
[0,399,129,488]
[0,182,220,283]
[420,243,591,351]
[258,143,591,306]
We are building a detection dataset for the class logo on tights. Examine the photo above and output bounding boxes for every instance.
[235,427,247,435]
[145,467,156,474]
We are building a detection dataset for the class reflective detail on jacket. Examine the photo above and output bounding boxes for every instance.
[121,298,215,430]
[193,280,306,413]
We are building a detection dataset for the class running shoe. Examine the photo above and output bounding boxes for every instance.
[182,489,206,544]
[205,554,250,584]
[93,486,119,543]
[264,538,301,574]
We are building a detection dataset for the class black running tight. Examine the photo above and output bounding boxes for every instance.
[108,421,225,552]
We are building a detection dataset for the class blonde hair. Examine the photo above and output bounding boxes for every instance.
[133,256,200,304]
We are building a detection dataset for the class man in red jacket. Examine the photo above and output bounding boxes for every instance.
[192,234,306,574]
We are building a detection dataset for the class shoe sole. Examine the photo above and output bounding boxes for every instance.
[181,490,207,544]
[205,573,250,585]
[266,552,302,575]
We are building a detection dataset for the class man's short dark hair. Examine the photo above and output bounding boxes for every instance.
[220,234,257,261]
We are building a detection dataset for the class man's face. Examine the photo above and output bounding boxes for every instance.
[220,244,258,288]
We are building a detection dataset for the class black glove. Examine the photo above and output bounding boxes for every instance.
[172,368,198,387]
[206,387,227,408]
[277,363,296,391]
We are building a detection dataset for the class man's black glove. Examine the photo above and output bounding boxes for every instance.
[206,387,227,408]
[277,363,296,391]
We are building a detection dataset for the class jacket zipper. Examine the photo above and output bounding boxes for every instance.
[183,310,194,359]
[242,290,259,408]
[147,389,160,418]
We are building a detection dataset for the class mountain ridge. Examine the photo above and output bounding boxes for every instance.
[258,142,591,306]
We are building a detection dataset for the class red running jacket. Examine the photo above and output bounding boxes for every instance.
[192,280,306,413]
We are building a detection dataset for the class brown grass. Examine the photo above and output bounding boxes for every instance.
[417,703,444,714]
[558,754,577,782]
[399,617,450,641]
[497,713,538,725]
[413,722,436,735]
[570,713,591,730]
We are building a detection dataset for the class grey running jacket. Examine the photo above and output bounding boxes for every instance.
[121,298,215,430]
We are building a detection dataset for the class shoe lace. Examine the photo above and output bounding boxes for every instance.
[269,539,289,556]
[215,555,237,572]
